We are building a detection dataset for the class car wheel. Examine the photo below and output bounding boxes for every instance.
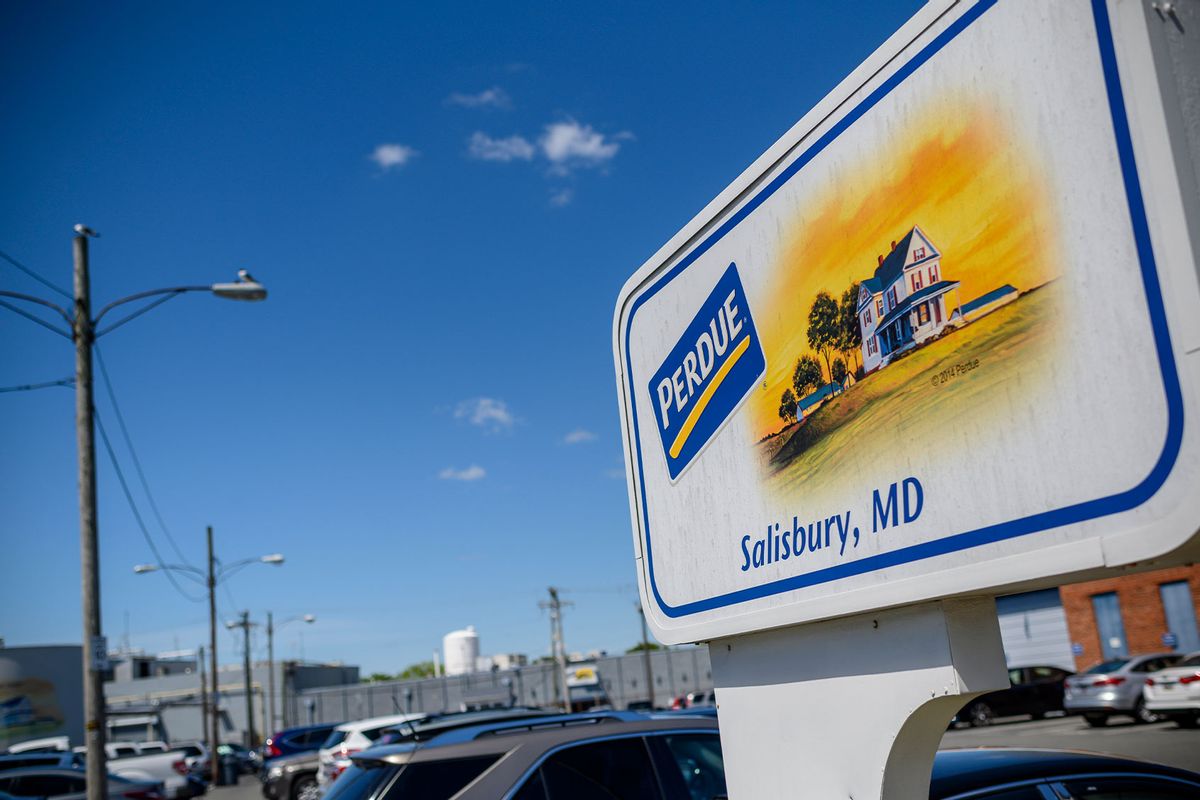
[1174,714,1200,729]
[1083,712,1108,727]
[968,702,994,727]
[292,775,320,800]
[1133,698,1160,725]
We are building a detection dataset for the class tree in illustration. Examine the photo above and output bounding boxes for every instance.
[831,357,848,386]
[792,354,823,400]
[807,291,840,384]
[778,389,798,423]
[839,283,863,375]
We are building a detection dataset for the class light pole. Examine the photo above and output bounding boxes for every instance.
[135,536,283,781]
[0,228,267,800]
[265,613,315,738]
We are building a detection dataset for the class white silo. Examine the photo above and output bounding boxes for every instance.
[442,626,480,676]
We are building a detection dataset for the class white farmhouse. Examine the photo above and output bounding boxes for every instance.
[856,226,961,373]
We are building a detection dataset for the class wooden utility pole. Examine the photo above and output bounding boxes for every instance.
[75,230,108,800]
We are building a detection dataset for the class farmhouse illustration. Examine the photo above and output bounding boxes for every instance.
[857,226,962,373]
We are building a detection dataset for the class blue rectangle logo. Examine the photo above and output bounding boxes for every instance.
[648,262,766,480]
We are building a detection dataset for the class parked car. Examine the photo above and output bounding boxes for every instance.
[3,739,70,756]
[260,751,319,800]
[262,724,339,764]
[1064,652,1181,725]
[1143,650,1200,728]
[94,748,200,799]
[0,767,165,800]
[215,743,259,775]
[930,748,1200,798]
[371,707,564,747]
[0,754,81,773]
[316,713,427,787]
[329,713,722,800]
[953,665,1073,726]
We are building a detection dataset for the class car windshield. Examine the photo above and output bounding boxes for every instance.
[379,755,499,799]
[1085,659,1129,674]
[322,730,349,749]
[322,763,391,800]
[1179,654,1200,667]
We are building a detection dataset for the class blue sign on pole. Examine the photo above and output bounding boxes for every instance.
[1162,631,1178,649]
[1071,642,1084,656]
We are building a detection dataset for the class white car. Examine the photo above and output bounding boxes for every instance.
[1143,650,1200,728]
[316,713,425,787]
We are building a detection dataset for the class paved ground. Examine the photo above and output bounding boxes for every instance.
[941,713,1200,773]
[205,778,262,800]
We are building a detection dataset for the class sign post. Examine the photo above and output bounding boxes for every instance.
[613,1,1200,796]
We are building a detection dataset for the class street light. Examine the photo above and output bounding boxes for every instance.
[0,229,267,800]
[265,613,315,735]
[134,528,283,781]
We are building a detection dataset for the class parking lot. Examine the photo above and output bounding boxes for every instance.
[941,714,1200,773]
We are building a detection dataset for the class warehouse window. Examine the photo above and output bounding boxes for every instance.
[1091,592,1128,660]
[1160,581,1200,653]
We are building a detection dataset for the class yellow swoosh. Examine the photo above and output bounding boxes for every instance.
[669,335,751,459]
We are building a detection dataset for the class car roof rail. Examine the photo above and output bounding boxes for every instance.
[426,710,649,747]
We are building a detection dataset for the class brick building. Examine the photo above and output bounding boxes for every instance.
[1060,565,1200,671]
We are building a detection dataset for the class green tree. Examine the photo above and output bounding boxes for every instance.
[363,672,395,683]
[399,661,436,680]
[831,357,848,386]
[626,641,662,654]
[807,291,840,385]
[778,389,798,424]
[792,354,823,400]
[839,283,863,374]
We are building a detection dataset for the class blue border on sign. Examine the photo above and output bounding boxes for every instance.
[623,0,1185,619]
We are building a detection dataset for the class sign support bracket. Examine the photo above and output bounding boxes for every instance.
[709,596,1008,799]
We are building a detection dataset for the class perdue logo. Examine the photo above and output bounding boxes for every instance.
[649,262,766,481]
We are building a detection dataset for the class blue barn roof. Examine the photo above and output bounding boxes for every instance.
[797,381,844,413]
[961,284,1018,315]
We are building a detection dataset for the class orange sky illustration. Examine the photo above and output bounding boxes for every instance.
[748,95,1061,440]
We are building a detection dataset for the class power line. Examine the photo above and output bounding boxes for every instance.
[93,345,194,567]
[94,408,204,603]
[0,377,73,393]
[0,247,72,299]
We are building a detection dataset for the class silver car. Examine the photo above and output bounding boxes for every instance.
[1064,652,1181,726]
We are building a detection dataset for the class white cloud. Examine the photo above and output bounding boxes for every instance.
[563,428,596,444]
[439,465,486,481]
[540,120,624,173]
[446,87,512,109]
[468,132,536,162]
[369,143,418,171]
[454,397,515,431]
[548,187,573,207]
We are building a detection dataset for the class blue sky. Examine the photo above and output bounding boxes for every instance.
[0,1,923,674]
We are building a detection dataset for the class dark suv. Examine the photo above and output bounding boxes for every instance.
[327,714,723,800]
[263,724,339,763]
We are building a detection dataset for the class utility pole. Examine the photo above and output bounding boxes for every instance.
[637,603,655,707]
[236,611,256,748]
[539,588,572,712]
[75,230,107,800]
[207,527,219,784]
[266,612,275,738]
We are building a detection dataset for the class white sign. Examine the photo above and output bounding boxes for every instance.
[89,636,109,672]
[614,0,1200,644]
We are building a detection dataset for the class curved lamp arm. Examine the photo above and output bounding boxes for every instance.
[93,276,267,336]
